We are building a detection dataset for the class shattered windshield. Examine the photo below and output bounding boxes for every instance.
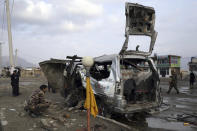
[90,63,112,81]
[120,59,150,72]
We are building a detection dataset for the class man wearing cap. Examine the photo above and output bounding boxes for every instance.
[24,85,50,117]
[11,70,20,96]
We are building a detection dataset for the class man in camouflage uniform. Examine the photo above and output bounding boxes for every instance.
[25,85,50,116]
[167,70,179,94]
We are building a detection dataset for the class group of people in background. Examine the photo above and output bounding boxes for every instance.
[167,70,196,94]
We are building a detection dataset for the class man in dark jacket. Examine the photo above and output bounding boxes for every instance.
[190,71,195,88]
[24,85,50,116]
[11,70,19,96]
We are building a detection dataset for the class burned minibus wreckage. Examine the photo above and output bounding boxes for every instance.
[40,3,162,116]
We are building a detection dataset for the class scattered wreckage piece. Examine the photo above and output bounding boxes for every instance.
[39,56,85,106]
[39,2,162,118]
[152,112,197,126]
[39,58,69,94]
[147,103,170,115]
[177,113,197,126]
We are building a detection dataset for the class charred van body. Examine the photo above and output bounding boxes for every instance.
[40,3,162,116]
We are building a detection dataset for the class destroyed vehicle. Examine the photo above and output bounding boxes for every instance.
[39,3,162,116]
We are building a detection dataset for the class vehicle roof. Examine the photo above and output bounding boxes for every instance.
[94,54,146,63]
[39,58,69,65]
[94,54,118,63]
[39,54,147,66]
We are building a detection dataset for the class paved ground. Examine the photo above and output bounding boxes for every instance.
[0,77,197,131]
[144,80,197,131]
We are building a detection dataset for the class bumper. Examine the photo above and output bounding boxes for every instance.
[114,102,158,114]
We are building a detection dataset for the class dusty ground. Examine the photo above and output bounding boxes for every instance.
[0,77,131,131]
[0,77,197,131]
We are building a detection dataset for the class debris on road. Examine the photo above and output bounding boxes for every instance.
[9,109,16,112]
[1,120,8,126]
[177,113,197,125]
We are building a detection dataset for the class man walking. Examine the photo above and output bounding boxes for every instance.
[11,70,19,96]
[24,85,50,117]
[190,71,195,88]
[167,70,179,94]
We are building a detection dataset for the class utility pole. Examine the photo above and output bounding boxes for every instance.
[0,42,2,75]
[15,49,17,67]
[5,0,15,73]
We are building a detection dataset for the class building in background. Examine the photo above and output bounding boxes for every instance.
[188,57,197,71]
[188,57,197,76]
[20,67,44,78]
[152,55,181,77]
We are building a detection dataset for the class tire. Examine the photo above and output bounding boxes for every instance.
[97,99,111,118]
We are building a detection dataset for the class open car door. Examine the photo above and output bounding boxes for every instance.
[120,3,158,56]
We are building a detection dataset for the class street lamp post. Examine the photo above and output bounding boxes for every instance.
[82,56,94,131]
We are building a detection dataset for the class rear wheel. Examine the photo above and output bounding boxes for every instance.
[156,81,163,106]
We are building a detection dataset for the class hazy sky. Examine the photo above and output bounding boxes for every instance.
[0,0,197,65]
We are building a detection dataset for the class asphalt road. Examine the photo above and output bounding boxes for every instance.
[144,80,197,131]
